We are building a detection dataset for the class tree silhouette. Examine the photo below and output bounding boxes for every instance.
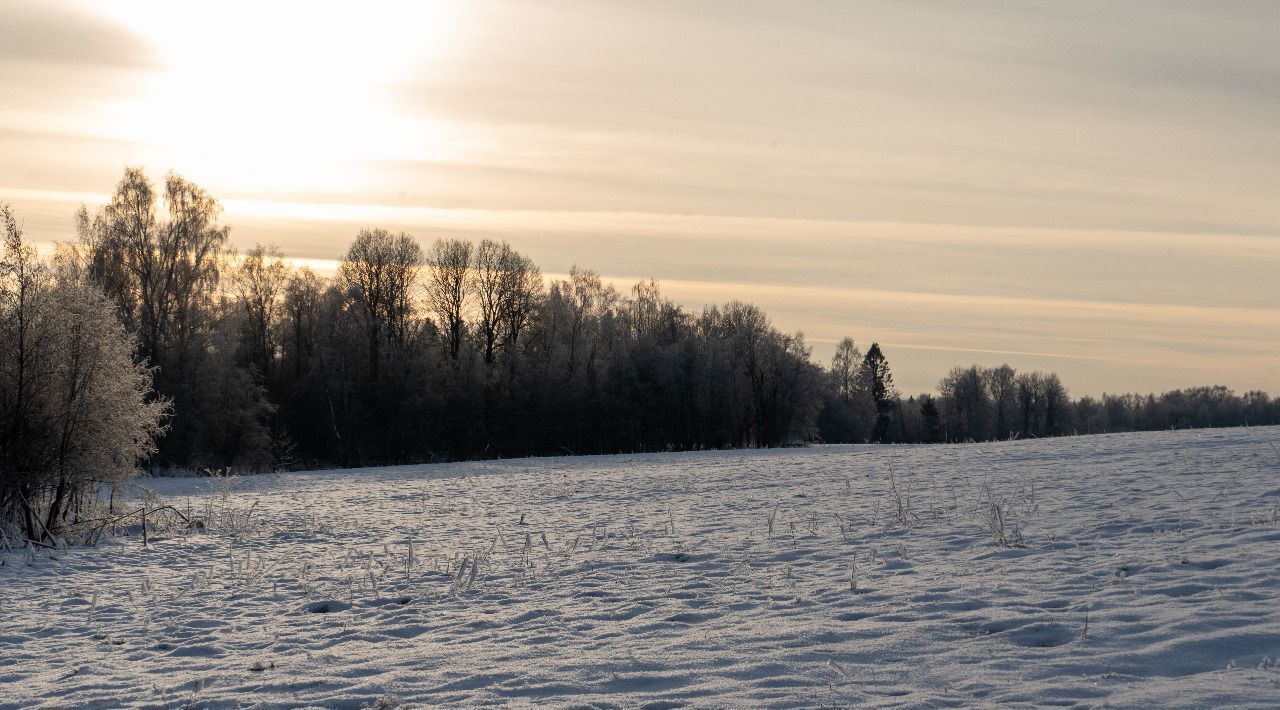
[860,342,895,441]
[425,238,472,361]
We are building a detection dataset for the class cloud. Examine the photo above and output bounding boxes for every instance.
[2,1,1277,396]
[378,1,1280,236]
[0,1,154,68]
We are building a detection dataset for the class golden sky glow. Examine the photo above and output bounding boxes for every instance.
[86,1,471,191]
[1,0,1278,395]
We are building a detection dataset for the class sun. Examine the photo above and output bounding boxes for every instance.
[85,0,468,194]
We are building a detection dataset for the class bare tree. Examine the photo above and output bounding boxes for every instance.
[282,267,324,381]
[939,365,990,442]
[0,204,50,537]
[558,267,619,377]
[1041,372,1069,436]
[624,279,684,344]
[338,229,423,379]
[472,240,543,365]
[830,337,862,402]
[64,169,283,469]
[626,279,662,340]
[232,244,287,379]
[1015,371,1046,437]
[70,168,229,364]
[160,173,228,359]
[424,238,473,360]
[983,364,1017,439]
[472,240,505,365]
[499,251,542,357]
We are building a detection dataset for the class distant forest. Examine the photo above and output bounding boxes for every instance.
[6,169,1280,478]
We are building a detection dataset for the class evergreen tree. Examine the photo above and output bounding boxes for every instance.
[919,394,942,443]
[860,342,896,441]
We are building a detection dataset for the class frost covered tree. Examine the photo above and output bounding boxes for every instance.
[693,302,819,447]
[557,267,620,379]
[1,205,168,542]
[830,337,862,402]
[64,168,276,469]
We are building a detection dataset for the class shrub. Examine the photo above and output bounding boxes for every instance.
[0,205,168,544]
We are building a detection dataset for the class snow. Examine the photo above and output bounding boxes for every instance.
[3,427,1280,708]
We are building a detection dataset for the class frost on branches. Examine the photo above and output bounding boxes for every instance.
[0,204,168,546]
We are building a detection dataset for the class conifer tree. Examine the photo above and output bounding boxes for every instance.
[860,342,896,441]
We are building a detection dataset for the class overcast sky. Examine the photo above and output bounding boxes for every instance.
[2,0,1277,395]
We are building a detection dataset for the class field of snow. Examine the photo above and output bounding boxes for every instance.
[3,427,1280,708]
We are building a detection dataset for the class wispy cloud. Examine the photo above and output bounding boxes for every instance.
[2,1,1277,395]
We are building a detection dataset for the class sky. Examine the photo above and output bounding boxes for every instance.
[1,0,1277,396]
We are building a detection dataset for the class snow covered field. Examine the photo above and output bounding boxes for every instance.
[3,427,1280,708]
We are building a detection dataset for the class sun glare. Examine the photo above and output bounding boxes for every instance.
[87,1,468,193]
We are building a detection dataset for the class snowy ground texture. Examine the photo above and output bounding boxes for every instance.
[4,427,1280,708]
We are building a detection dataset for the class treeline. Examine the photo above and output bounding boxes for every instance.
[10,168,1280,479]
[821,352,1280,445]
[6,170,1277,543]
[829,363,1280,444]
[57,169,824,470]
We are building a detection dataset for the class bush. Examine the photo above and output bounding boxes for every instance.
[0,205,168,544]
